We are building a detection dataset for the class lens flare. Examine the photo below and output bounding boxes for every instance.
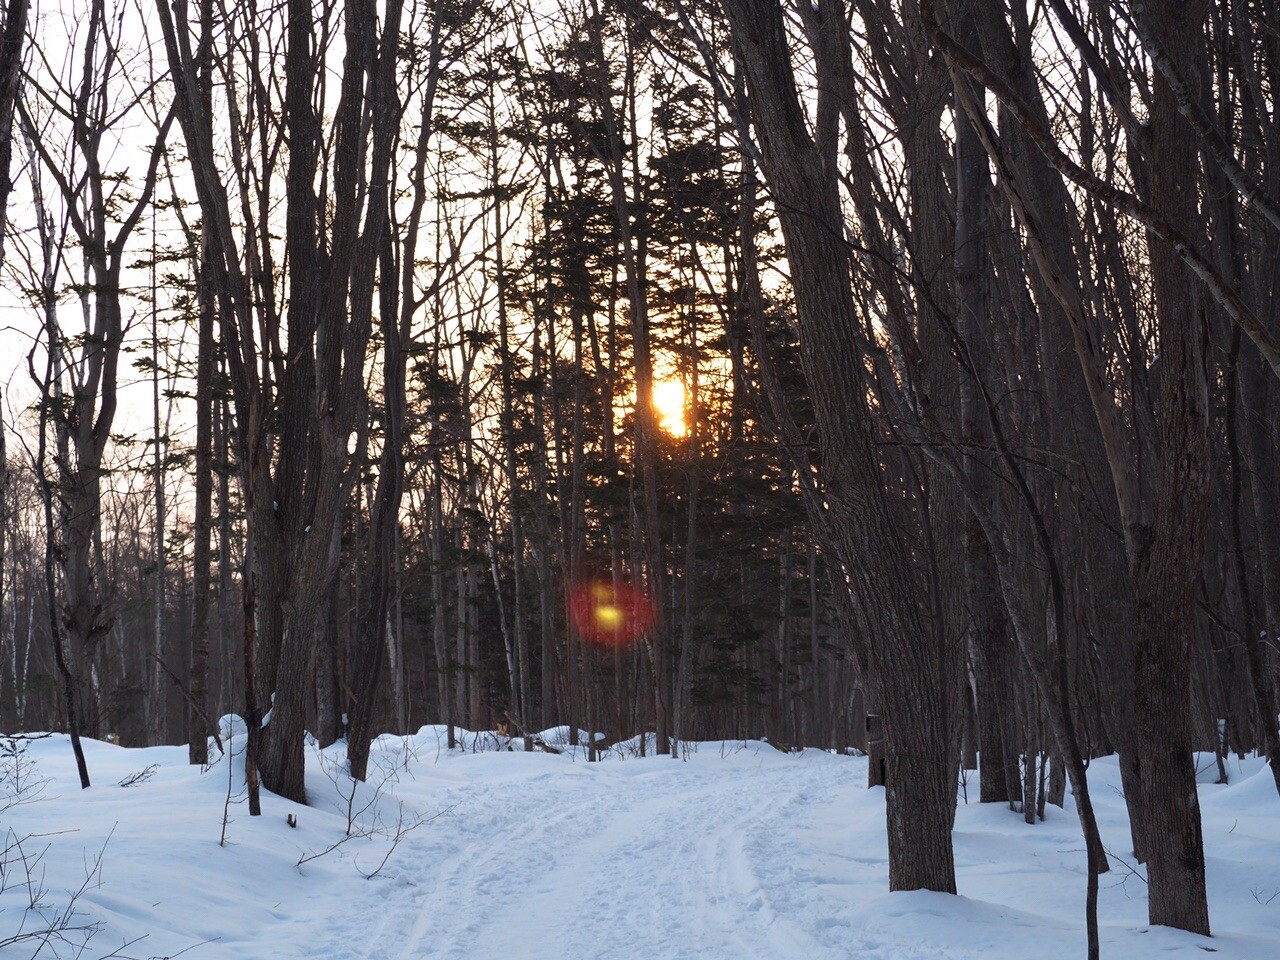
[569,579,655,647]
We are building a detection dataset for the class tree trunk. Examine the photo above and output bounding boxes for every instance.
[722,0,956,893]
[1127,2,1213,934]
[187,222,215,765]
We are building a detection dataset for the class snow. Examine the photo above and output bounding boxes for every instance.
[3,730,1278,959]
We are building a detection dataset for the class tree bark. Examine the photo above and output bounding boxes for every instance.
[720,0,956,894]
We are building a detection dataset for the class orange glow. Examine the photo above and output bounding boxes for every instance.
[652,379,687,437]
[569,579,655,647]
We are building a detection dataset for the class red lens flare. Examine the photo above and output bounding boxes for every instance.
[568,579,655,647]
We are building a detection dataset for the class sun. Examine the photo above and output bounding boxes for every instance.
[652,378,687,437]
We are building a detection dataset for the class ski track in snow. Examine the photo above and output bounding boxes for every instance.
[325,757,824,960]
[314,753,887,960]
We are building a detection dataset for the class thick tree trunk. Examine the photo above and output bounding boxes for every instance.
[1128,3,1213,935]
[722,0,955,893]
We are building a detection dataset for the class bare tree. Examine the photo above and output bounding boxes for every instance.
[19,0,173,739]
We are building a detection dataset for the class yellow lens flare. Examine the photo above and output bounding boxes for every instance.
[652,378,687,437]
[594,604,624,631]
[569,579,656,647]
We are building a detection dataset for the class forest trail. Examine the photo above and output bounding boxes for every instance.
[300,736,1279,960]
[311,743,896,960]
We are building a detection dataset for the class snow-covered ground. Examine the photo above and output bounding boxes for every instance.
[2,727,1278,959]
